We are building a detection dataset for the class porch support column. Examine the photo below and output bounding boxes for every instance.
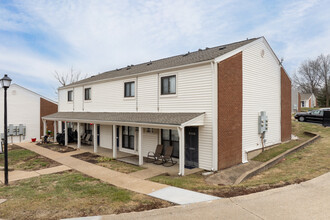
[43,119,47,137]
[54,121,57,142]
[64,122,68,146]
[93,124,97,153]
[178,126,185,176]
[77,122,81,148]
[112,125,117,158]
[138,127,143,165]
[58,121,62,133]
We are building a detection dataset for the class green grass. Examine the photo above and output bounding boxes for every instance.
[0,145,59,170]
[0,171,171,220]
[150,121,330,197]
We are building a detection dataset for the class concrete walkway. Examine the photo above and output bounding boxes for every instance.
[95,171,330,220]
[0,165,71,183]
[17,143,219,205]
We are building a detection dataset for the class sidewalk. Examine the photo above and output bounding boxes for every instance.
[17,143,219,205]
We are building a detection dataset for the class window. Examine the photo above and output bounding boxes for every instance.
[161,129,179,158]
[84,88,91,100]
[67,90,73,102]
[124,81,135,97]
[122,126,135,150]
[161,75,176,95]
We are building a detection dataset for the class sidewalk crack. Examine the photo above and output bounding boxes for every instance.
[229,198,265,220]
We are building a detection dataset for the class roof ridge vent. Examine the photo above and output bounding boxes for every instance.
[183,51,190,57]
[147,60,152,65]
[205,47,209,50]
[219,46,226,50]
[198,49,202,51]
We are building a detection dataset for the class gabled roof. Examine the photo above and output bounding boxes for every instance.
[300,93,313,101]
[43,112,204,127]
[62,37,260,88]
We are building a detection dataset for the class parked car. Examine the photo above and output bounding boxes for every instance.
[295,108,330,123]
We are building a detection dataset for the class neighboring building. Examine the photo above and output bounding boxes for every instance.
[43,37,291,175]
[0,84,58,143]
[300,93,317,108]
[292,88,301,113]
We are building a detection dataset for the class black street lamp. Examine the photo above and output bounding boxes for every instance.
[1,74,11,185]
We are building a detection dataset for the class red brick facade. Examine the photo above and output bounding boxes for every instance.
[218,52,243,170]
[40,98,58,138]
[281,67,292,142]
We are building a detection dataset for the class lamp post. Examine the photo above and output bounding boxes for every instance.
[1,74,12,185]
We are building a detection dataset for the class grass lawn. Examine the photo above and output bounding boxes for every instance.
[0,145,59,171]
[72,152,144,174]
[150,121,330,197]
[0,171,172,220]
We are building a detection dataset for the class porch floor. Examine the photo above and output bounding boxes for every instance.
[67,144,202,179]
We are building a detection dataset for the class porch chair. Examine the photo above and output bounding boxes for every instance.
[81,134,91,145]
[146,144,163,164]
[80,133,87,142]
[161,146,177,167]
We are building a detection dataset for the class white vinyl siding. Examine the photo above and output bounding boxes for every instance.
[242,40,281,161]
[58,89,73,112]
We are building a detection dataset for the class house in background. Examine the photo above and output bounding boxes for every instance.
[0,84,57,144]
[43,37,291,175]
[292,88,301,113]
[300,93,317,108]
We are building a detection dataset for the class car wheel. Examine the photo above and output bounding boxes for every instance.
[299,116,305,122]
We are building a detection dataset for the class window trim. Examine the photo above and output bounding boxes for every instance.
[67,90,73,102]
[124,81,135,98]
[84,87,92,101]
[160,74,177,96]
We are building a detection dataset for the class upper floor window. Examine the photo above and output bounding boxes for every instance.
[67,90,73,102]
[124,81,135,97]
[161,75,176,95]
[85,88,91,100]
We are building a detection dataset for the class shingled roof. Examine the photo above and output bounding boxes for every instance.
[63,37,260,88]
[43,112,204,126]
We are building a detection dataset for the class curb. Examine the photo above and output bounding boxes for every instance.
[234,133,320,185]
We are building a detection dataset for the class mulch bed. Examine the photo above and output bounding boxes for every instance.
[71,152,100,163]
[37,143,77,153]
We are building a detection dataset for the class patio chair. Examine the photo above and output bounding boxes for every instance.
[146,144,163,164]
[161,146,177,167]
[82,134,91,145]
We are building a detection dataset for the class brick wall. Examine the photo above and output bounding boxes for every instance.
[281,67,292,142]
[218,52,243,170]
[40,98,58,138]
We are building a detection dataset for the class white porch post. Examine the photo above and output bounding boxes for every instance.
[43,120,47,137]
[54,121,57,142]
[178,127,185,176]
[112,125,117,158]
[58,121,62,133]
[93,124,97,153]
[64,122,68,146]
[77,122,81,148]
[138,127,143,165]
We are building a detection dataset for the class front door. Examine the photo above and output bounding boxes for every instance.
[185,127,199,168]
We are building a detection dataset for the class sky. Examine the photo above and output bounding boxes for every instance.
[0,0,329,100]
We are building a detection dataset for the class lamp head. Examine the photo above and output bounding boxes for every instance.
[1,74,12,89]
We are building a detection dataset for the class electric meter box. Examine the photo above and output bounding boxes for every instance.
[258,111,268,134]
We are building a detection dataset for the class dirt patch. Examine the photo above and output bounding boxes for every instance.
[72,152,100,163]
[37,143,77,153]
[202,178,307,197]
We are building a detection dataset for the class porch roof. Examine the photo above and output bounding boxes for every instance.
[43,111,205,127]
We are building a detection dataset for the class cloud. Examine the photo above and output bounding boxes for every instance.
[0,0,330,100]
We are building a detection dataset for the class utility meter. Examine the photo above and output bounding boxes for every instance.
[258,111,268,134]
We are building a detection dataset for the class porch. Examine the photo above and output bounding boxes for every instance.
[42,111,205,176]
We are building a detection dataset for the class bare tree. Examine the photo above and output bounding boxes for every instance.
[54,67,88,87]
[294,59,321,94]
[317,54,330,106]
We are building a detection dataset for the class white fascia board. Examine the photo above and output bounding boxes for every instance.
[214,37,264,63]
[181,114,205,127]
[41,117,179,129]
